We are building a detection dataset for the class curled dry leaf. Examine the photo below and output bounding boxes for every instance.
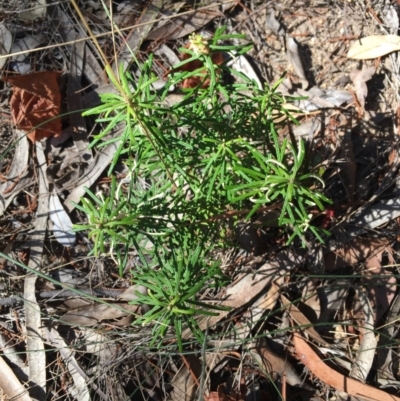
[349,67,375,110]
[348,35,400,59]
[2,71,62,143]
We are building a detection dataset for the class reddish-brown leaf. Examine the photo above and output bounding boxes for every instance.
[3,71,62,143]
[293,333,400,401]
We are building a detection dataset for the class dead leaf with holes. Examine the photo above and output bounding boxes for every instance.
[2,71,62,143]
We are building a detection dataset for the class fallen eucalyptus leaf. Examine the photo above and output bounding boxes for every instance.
[295,87,354,111]
[293,333,400,401]
[61,303,139,326]
[348,35,400,59]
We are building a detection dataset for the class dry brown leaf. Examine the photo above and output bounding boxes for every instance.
[349,67,375,110]
[293,333,400,401]
[253,338,310,388]
[192,251,304,334]
[281,294,329,346]
[206,392,220,401]
[60,303,140,326]
[3,71,62,142]
[147,5,223,42]
[348,35,400,59]
[170,354,202,401]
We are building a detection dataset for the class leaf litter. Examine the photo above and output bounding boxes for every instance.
[1,1,400,400]
[2,71,62,142]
